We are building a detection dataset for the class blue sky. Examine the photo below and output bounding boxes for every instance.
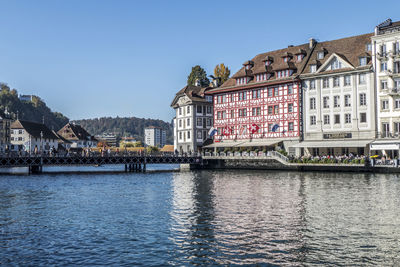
[0,0,399,122]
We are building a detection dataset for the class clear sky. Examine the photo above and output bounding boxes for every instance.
[0,0,399,122]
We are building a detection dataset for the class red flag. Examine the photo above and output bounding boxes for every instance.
[249,124,259,134]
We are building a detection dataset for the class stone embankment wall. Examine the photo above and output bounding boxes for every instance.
[187,157,400,173]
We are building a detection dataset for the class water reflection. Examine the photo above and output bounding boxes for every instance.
[1,170,400,265]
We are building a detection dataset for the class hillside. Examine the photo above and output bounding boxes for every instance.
[0,83,69,130]
[73,117,173,144]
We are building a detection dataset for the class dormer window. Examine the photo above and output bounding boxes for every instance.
[366,43,372,52]
[236,77,248,85]
[265,60,271,66]
[331,58,342,70]
[317,52,325,59]
[297,54,303,62]
[359,57,367,66]
[263,56,274,67]
[245,65,251,70]
[310,64,317,73]
[255,73,268,82]
[283,57,288,62]
[243,60,254,70]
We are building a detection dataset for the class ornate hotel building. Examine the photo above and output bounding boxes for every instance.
[297,34,376,156]
[370,19,400,157]
[205,43,314,155]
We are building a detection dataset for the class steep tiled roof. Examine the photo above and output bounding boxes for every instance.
[11,120,59,139]
[57,122,95,141]
[171,84,211,107]
[302,33,373,75]
[215,42,312,90]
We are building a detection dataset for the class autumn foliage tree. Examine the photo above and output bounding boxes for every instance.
[187,65,210,87]
[214,63,231,85]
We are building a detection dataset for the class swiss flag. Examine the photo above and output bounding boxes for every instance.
[223,126,232,136]
[249,124,259,134]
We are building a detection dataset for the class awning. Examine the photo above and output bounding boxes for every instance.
[370,140,400,150]
[203,139,283,148]
[292,140,372,148]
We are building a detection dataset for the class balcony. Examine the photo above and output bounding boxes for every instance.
[388,88,400,95]
[380,131,400,139]
[377,52,389,60]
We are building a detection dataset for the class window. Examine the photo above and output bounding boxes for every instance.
[310,80,316,89]
[323,96,329,108]
[331,58,342,70]
[310,64,317,73]
[288,103,293,113]
[217,111,222,119]
[359,93,366,106]
[345,113,351,124]
[341,76,349,87]
[274,105,279,114]
[395,80,400,90]
[187,118,190,127]
[366,43,372,51]
[334,114,340,124]
[381,62,387,72]
[179,132,182,140]
[197,131,202,139]
[252,107,261,116]
[317,52,324,59]
[179,119,182,127]
[187,131,190,139]
[359,73,366,84]
[206,118,212,126]
[323,115,330,125]
[179,108,182,115]
[297,54,303,62]
[360,113,367,123]
[222,111,226,119]
[381,80,388,90]
[252,89,261,99]
[239,109,247,117]
[18,130,23,134]
[382,100,389,110]
[18,137,22,141]
[267,88,273,97]
[187,106,190,114]
[288,122,294,131]
[322,78,329,88]
[395,99,400,109]
[382,123,389,137]
[310,115,316,125]
[359,57,367,66]
[273,87,278,96]
[395,122,400,133]
[333,77,340,87]
[197,106,202,113]
[268,106,273,114]
[344,95,351,107]
[380,44,387,55]
[334,96,340,108]
[236,77,247,85]
[239,92,247,101]
[206,106,212,114]
[310,98,316,110]
[197,118,202,127]
[288,85,293,94]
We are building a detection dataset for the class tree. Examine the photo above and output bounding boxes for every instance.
[187,65,209,87]
[214,63,231,85]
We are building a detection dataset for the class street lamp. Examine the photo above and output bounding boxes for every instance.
[40,131,43,155]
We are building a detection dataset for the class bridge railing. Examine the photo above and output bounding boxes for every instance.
[203,150,288,162]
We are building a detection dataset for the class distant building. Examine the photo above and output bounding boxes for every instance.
[0,110,11,152]
[144,126,166,147]
[57,122,97,148]
[18,94,34,102]
[96,133,117,147]
[10,120,59,152]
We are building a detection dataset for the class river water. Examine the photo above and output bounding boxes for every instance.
[1,167,399,266]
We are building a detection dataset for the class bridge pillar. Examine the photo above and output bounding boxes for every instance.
[29,165,42,174]
[125,164,128,172]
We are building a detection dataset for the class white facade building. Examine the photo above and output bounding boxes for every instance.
[144,126,166,148]
[10,120,59,153]
[171,85,213,153]
[297,34,376,156]
[370,19,400,157]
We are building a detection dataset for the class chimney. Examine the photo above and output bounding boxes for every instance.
[309,38,316,49]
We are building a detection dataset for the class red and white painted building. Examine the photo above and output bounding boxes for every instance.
[206,43,314,155]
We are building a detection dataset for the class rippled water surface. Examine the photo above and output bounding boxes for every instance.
[1,169,400,266]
